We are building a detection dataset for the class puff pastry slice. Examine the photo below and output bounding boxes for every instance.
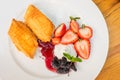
[24,5,55,42]
[8,19,38,58]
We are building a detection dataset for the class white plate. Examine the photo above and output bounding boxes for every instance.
[0,0,109,80]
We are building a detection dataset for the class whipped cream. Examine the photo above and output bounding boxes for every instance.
[54,44,77,59]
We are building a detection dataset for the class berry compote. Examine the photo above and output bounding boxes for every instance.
[37,39,56,72]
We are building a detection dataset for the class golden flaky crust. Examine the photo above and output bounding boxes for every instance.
[24,5,55,42]
[8,19,38,58]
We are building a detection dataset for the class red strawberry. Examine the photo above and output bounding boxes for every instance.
[54,23,66,37]
[52,37,61,45]
[78,25,93,39]
[74,39,90,59]
[70,20,79,33]
[61,30,79,44]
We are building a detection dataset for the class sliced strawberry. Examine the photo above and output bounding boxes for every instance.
[74,39,90,59]
[52,37,61,45]
[54,23,66,37]
[61,30,79,44]
[78,26,93,39]
[70,20,79,33]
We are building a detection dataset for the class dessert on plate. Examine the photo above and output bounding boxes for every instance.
[8,4,93,74]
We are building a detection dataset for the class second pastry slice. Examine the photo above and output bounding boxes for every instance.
[24,5,55,42]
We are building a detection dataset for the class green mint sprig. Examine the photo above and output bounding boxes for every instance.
[63,53,82,62]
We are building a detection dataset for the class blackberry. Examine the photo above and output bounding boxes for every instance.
[64,62,72,69]
[62,57,67,62]
[52,56,77,74]
[52,56,61,69]
[60,57,67,68]
[70,63,77,71]
[57,67,70,74]
[54,56,59,61]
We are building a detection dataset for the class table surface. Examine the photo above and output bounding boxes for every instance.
[93,0,120,80]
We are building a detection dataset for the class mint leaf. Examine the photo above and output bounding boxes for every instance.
[63,53,82,62]
[63,53,72,60]
[72,57,82,62]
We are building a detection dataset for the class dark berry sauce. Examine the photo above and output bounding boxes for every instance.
[37,39,56,72]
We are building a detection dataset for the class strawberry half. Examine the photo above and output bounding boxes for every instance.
[70,20,79,33]
[78,25,93,39]
[54,23,66,37]
[61,30,79,44]
[52,37,61,45]
[74,39,90,59]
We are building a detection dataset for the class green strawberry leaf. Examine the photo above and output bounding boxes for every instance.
[70,16,80,21]
[81,24,86,28]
